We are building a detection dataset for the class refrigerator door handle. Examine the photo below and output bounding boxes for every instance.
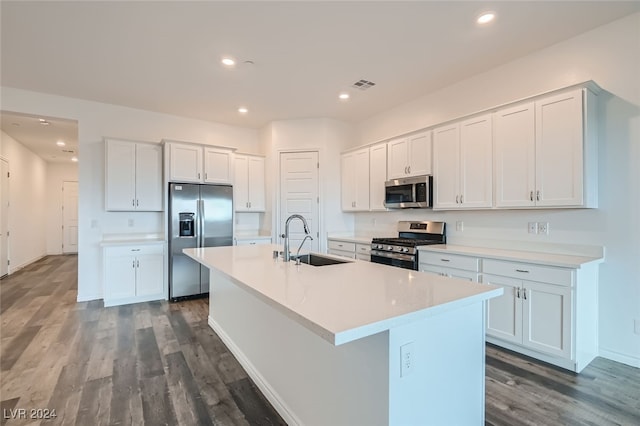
[198,199,205,248]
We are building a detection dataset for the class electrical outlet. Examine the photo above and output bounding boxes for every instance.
[400,342,415,377]
[538,222,549,235]
[456,221,464,232]
[634,319,640,335]
[528,222,538,234]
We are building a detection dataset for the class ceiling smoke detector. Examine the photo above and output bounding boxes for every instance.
[351,79,376,91]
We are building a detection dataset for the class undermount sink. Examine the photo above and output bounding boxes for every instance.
[296,253,350,267]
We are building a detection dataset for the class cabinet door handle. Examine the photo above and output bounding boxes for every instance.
[536,190,540,201]
[136,260,140,268]
[136,199,139,207]
[407,166,411,174]
[530,191,534,201]
[455,195,459,204]
[522,288,527,300]
[460,195,463,204]
[205,173,208,180]
[515,269,530,273]
[440,258,450,262]
[249,201,252,208]
[516,287,520,298]
[131,249,140,252]
[198,173,201,179]
[132,199,135,207]
[132,260,135,268]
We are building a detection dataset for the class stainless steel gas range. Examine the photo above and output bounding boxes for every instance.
[370,221,446,270]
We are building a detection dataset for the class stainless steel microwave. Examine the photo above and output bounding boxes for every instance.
[384,175,433,209]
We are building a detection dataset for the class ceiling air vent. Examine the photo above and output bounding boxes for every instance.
[351,79,376,90]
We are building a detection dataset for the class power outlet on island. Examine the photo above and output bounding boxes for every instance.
[400,342,415,377]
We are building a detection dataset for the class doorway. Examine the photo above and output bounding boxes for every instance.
[279,151,320,253]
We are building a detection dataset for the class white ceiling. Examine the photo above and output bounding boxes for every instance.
[1,1,639,160]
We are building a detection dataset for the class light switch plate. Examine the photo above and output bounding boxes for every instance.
[400,342,415,377]
[528,222,538,234]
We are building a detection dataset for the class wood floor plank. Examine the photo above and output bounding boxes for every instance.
[139,375,178,425]
[2,255,639,426]
[108,355,143,426]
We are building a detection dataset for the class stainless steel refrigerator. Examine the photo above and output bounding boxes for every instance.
[168,183,233,300]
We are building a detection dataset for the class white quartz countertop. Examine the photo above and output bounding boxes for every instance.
[184,244,502,346]
[418,244,603,269]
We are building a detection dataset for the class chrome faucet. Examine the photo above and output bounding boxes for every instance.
[282,214,311,262]
[295,235,314,265]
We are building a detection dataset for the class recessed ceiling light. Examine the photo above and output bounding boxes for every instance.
[39,118,46,122]
[56,140,66,147]
[477,11,496,24]
[238,107,248,114]
[71,156,78,162]
[222,57,236,66]
[339,93,350,100]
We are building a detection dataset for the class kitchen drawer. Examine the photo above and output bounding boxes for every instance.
[356,243,371,255]
[419,252,480,272]
[356,253,371,262]
[328,249,356,259]
[328,240,356,252]
[105,244,164,257]
[483,259,573,286]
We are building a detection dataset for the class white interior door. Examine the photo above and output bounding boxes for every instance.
[0,159,9,277]
[62,181,79,254]
[279,151,319,254]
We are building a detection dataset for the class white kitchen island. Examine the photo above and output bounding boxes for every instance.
[184,244,502,426]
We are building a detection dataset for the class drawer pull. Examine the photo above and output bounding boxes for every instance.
[131,249,141,252]
[515,269,529,273]
[440,259,450,262]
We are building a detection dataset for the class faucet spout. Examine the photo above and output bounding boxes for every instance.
[295,235,314,265]
[283,214,311,262]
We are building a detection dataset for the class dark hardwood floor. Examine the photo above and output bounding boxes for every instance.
[1,255,639,425]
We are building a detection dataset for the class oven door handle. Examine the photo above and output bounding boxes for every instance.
[370,250,415,262]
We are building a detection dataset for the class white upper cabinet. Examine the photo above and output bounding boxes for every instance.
[167,141,234,184]
[495,88,597,208]
[234,154,266,212]
[169,142,202,183]
[341,148,370,211]
[369,143,387,211]
[387,131,432,179]
[204,147,234,184]
[105,138,163,211]
[433,114,493,210]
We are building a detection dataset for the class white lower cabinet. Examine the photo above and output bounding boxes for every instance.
[419,249,599,372]
[104,244,164,307]
[483,259,576,367]
[419,252,481,282]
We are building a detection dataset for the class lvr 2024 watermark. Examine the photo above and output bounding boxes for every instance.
[3,408,57,420]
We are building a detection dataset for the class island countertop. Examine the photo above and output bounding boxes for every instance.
[184,244,502,345]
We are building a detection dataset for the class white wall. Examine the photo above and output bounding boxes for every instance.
[0,90,260,301]
[260,118,354,252]
[354,13,640,366]
[0,130,47,271]
[45,162,78,254]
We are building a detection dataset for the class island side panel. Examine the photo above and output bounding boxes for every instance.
[388,302,486,425]
[208,269,390,426]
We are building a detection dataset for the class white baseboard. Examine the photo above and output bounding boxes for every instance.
[77,293,102,302]
[207,316,301,426]
[599,348,640,368]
